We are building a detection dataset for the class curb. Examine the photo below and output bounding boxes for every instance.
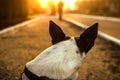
[0,17,40,34]
[70,14,120,22]
[64,17,120,46]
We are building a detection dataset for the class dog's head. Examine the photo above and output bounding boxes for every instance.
[49,20,98,55]
[20,21,98,80]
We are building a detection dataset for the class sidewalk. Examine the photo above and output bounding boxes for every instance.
[0,16,52,80]
[64,13,120,39]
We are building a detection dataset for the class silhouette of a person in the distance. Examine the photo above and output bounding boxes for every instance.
[50,4,56,15]
[58,1,64,20]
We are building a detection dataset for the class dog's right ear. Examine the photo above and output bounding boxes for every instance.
[49,20,66,44]
[76,23,98,53]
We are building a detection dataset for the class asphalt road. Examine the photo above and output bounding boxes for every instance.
[0,16,120,80]
[64,13,120,39]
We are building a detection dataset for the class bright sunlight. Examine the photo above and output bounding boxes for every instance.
[37,0,77,10]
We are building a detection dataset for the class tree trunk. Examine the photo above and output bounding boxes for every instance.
[0,0,29,30]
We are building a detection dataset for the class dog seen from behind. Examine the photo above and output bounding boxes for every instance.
[20,21,98,80]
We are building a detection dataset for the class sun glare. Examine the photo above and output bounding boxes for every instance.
[64,0,76,10]
[38,0,77,10]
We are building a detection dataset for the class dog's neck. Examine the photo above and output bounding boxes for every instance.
[26,37,86,79]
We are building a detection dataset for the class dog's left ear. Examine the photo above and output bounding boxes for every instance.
[77,23,98,53]
[49,20,66,44]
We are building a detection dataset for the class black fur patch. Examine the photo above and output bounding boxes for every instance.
[24,67,55,80]
[75,37,83,54]
[23,67,72,80]
[49,21,71,44]
[75,23,98,54]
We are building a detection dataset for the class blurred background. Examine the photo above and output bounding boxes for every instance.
[0,1,120,80]
[0,0,120,30]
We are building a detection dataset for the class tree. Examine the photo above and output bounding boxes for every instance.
[0,0,29,29]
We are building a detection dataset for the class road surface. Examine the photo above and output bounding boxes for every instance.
[0,16,120,80]
[64,13,120,39]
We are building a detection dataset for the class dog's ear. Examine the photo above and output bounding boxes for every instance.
[77,23,98,53]
[49,20,66,44]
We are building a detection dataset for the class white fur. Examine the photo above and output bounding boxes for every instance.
[25,37,85,80]
[22,73,29,80]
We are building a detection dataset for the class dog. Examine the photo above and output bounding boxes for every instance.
[20,21,98,80]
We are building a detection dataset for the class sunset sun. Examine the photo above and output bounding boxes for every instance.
[37,0,77,10]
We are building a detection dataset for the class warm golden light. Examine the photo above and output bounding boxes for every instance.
[64,0,76,10]
[38,0,77,11]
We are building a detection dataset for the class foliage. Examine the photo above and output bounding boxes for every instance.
[0,0,29,29]
[75,0,120,17]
